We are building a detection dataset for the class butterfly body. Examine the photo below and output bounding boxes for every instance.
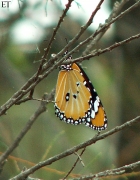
[54,58,107,131]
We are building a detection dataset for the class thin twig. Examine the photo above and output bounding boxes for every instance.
[45,0,105,68]
[40,0,139,74]
[25,0,74,100]
[15,96,33,105]
[62,0,140,62]
[41,0,105,72]
[0,90,55,167]
[44,0,74,59]
[65,33,140,65]
[83,0,129,55]
[73,0,105,40]
[71,160,140,180]
[74,151,85,167]
[10,116,140,180]
[63,148,86,180]
[35,0,74,77]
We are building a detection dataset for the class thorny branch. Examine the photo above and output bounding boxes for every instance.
[10,116,140,180]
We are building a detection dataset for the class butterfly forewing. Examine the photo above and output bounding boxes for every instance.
[55,63,90,120]
[55,71,69,111]
[55,62,107,131]
[67,65,91,119]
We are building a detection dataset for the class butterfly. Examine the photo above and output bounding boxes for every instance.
[54,51,107,131]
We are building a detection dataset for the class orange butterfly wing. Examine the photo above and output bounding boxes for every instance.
[55,63,107,131]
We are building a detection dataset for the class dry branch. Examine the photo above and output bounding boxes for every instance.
[72,160,140,180]
[10,116,140,180]
[0,90,55,167]
[0,0,140,117]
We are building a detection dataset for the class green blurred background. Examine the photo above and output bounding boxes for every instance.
[0,0,140,179]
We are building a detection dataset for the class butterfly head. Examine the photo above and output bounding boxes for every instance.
[59,50,73,71]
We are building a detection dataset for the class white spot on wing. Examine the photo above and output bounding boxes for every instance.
[91,110,95,118]
[85,122,90,126]
[55,109,59,113]
[83,81,86,85]
[94,100,99,112]
[87,117,90,122]
[60,114,63,119]
[96,96,100,102]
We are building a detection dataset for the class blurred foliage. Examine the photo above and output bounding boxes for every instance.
[0,0,140,179]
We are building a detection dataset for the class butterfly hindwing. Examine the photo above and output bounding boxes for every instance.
[76,63,107,130]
